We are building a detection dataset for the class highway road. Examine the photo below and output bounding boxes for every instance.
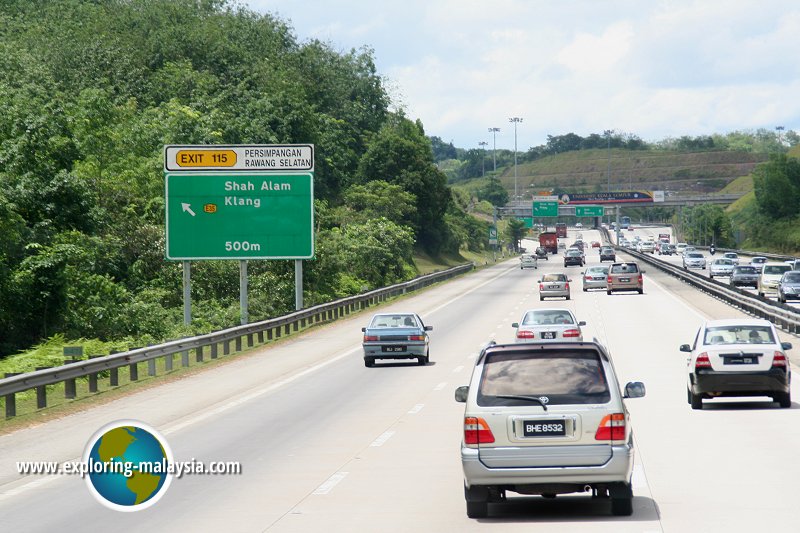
[2,226,800,532]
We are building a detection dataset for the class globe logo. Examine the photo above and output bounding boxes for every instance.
[82,420,174,511]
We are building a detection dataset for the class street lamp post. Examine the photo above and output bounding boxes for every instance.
[478,141,488,176]
[509,117,523,200]
[488,127,500,172]
[776,125,785,148]
[604,129,613,193]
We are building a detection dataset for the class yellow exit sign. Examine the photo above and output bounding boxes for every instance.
[175,150,237,167]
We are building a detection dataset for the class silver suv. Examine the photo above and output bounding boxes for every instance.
[455,341,645,518]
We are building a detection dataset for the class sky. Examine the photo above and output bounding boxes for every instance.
[244,0,800,152]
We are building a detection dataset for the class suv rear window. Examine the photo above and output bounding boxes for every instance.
[478,349,610,406]
[610,263,639,274]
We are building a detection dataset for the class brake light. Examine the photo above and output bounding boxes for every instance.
[585,275,592,281]
[464,417,495,444]
[539,283,544,291]
[695,352,711,369]
[564,282,570,290]
[563,329,581,338]
[607,276,612,283]
[516,330,535,339]
[773,352,787,368]
[594,413,626,441]
[408,335,425,341]
[363,335,378,342]
[638,274,643,284]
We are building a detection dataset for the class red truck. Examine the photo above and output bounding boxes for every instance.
[539,232,558,254]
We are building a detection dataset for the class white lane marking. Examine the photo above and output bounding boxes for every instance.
[370,430,395,447]
[496,324,503,329]
[425,263,518,317]
[313,471,349,495]
[163,345,362,436]
[407,404,425,414]
[645,275,708,322]
[434,382,447,391]
[453,365,464,373]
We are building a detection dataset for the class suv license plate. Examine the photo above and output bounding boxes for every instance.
[619,278,630,282]
[541,331,556,339]
[382,346,406,352]
[523,420,566,437]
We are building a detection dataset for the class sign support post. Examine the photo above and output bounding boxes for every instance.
[240,260,248,325]
[182,261,191,325]
[295,260,303,311]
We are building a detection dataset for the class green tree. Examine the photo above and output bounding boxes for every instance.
[505,218,526,252]
[752,154,800,220]
[478,177,509,206]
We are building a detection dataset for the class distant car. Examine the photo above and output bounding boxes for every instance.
[729,265,760,289]
[519,254,538,270]
[534,247,549,260]
[681,319,792,409]
[638,241,655,253]
[361,313,432,367]
[709,258,735,279]
[538,273,571,301]
[607,262,644,295]
[591,240,601,248]
[659,243,676,256]
[575,222,583,228]
[778,271,800,303]
[675,243,688,255]
[564,248,584,267]
[683,246,697,256]
[456,341,645,518]
[750,256,768,271]
[512,308,585,342]
[557,242,567,253]
[722,252,739,265]
[582,266,609,291]
[683,252,706,270]
[599,246,616,262]
[758,263,793,297]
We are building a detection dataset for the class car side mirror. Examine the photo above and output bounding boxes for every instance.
[581,271,585,275]
[578,321,586,326]
[641,270,646,274]
[361,327,366,332]
[511,322,519,328]
[568,279,573,282]
[624,382,646,399]
[455,386,469,403]
[782,342,793,351]
[679,344,692,352]
[537,279,542,283]
[424,325,433,331]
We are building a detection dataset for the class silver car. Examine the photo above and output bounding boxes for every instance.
[519,254,538,270]
[512,308,586,342]
[709,258,735,279]
[778,271,800,303]
[361,313,432,367]
[683,252,706,270]
[722,252,739,265]
[750,256,768,271]
[729,265,760,288]
[582,266,609,291]
[538,273,571,301]
[456,341,646,518]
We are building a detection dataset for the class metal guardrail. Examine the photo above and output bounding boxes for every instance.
[606,236,800,335]
[0,263,474,418]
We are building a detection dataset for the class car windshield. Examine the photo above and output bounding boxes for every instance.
[704,326,775,345]
[566,250,581,256]
[764,265,792,275]
[521,311,575,325]
[783,273,800,283]
[752,257,766,263]
[369,315,417,328]
[724,253,738,259]
[734,267,757,274]
[687,253,703,258]
[542,274,567,282]
[478,350,610,406]
[586,267,608,275]
[714,259,733,265]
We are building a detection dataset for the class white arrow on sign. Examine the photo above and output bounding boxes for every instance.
[181,203,196,217]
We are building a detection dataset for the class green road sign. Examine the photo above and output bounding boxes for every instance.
[489,226,498,245]
[165,172,314,260]
[576,205,604,217]
[533,200,558,217]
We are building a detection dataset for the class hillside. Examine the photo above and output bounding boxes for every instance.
[484,149,768,196]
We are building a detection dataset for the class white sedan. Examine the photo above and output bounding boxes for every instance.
[512,308,585,342]
[681,319,792,409]
[709,258,735,278]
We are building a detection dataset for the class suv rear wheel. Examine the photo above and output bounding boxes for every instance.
[689,388,703,410]
[775,391,791,408]
[464,485,489,518]
[609,483,633,516]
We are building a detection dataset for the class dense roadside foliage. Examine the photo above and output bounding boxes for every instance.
[0,0,489,359]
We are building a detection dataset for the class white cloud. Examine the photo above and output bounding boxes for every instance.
[248,0,800,148]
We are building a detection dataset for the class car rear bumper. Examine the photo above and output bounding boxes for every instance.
[363,342,427,359]
[461,442,634,487]
[692,368,790,395]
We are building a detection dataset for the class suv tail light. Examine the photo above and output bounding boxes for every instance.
[562,328,581,338]
[594,413,626,441]
[695,352,711,369]
[464,417,495,444]
[363,335,378,342]
[516,330,535,339]
[564,282,570,290]
[772,351,787,368]
[607,276,612,283]
[637,274,643,284]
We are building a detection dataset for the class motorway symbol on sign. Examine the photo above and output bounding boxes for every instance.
[165,172,314,260]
